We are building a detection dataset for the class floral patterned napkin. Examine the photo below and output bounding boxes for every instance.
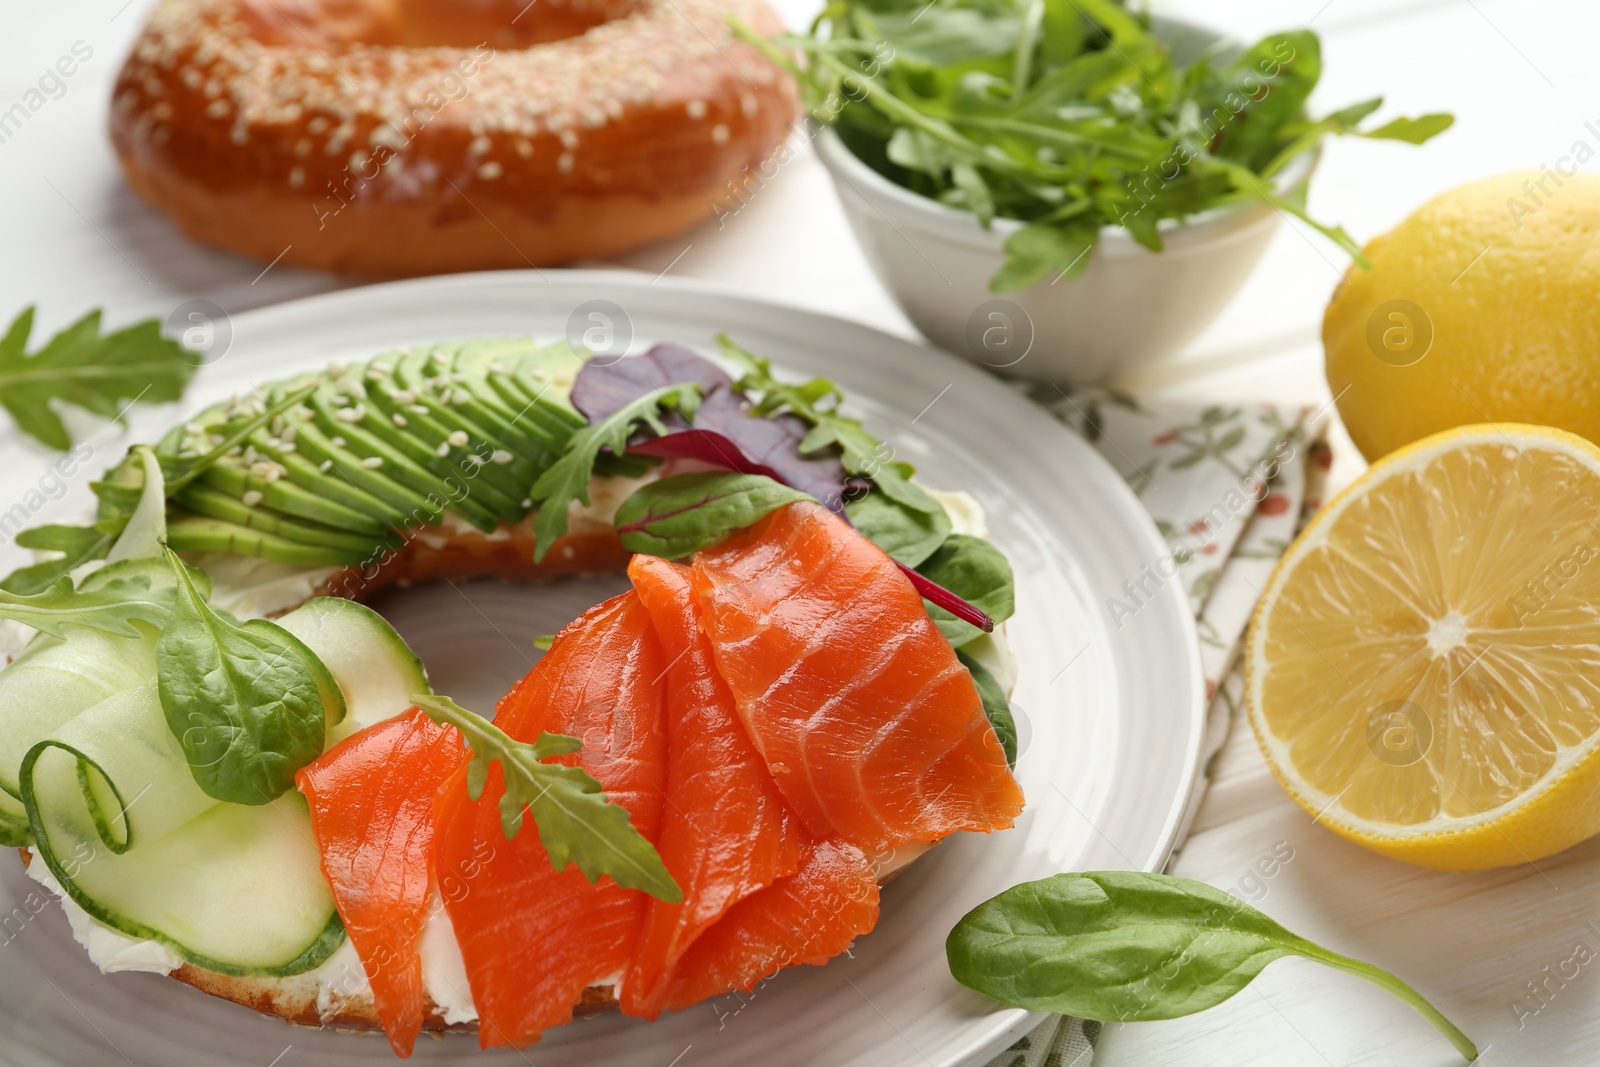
[980,385,1334,1067]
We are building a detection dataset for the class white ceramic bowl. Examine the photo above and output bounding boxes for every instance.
[815,18,1318,385]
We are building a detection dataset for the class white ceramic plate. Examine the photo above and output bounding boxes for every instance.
[0,272,1205,1067]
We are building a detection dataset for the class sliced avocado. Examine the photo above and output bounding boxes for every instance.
[173,483,393,557]
[275,412,445,528]
[166,509,371,567]
[198,457,391,538]
[432,344,564,459]
[244,428,413,530]
[367,350,534,504]
[304,382,506,532]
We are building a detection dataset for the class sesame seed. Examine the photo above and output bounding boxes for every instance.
[336,405,364,422]
[242,490,264,507]
[478,161,503,180]
[492,449,514,465]
[392,413,407,427]
[712,124,729,145]
[320,459,333,472]
[558,152,574,174]
[435,441,451,457]
[288,166,305,188]
[361,456,384,469]
[447,430,469,447]
[332,436,347,448]
[560,129,579,150]
[392,389,416,404]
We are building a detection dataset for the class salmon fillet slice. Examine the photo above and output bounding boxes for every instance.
[620,554,804,1020]
[434,592,668,1048]
[297,709,464,1057]
[691,501,1025,852]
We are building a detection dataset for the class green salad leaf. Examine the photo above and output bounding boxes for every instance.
[614,472,809,559]
[156,548,338,805]
[948,871,1477,1061]
[917,533,1016,645]
[0,574,173,639]
[718,335,941,515]
[846,488,952,567]
[759,0,1453,289]
[527,384,701,562]
[959,648,1016,767]
[0,306,197,451]
[414,694,682,903]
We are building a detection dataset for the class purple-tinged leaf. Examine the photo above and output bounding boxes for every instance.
[571,343,733,424]
[691,388,852,511]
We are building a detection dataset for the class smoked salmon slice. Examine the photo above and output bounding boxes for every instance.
[663,836,880,1013]
[620,554,804,1020]
[297,709,464,1058]
[691,500,1025,853]
[435,592,668,1048]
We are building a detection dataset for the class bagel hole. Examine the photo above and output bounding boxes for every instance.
[365,574,631,717]
[236,0,628,49]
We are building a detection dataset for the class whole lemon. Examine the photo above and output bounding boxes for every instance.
[1324,171,1600,461]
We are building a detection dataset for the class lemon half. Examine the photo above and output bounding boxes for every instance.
[1247,423,1600,870]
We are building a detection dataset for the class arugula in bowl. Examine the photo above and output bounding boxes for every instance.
[749,0,1452,291]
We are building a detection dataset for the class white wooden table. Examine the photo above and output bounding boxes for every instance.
[4,2,1596,1063]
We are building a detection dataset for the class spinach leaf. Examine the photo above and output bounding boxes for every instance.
[959,648,1016,767]
[156,548,339,805]
[615,472,808,559]
[415,694,681,903]
[846,489,952,567]
[917,533,1016,645]
[947,871,1477,1061]
[527,383,701,561]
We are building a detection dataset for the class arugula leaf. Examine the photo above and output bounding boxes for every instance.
[615,472,809,559]
[947,872,1477,1061]
[959,649,1016,767]
[0,307,196,451]
[845,489,951,567]
[718,335,940,515]
[0,574,172,639]
[413,694,682,903]
[156,548,337,805]
[917,533,1016,645]
[2,525,115,596]
[763,0,1453,290]
[527,384,701,562]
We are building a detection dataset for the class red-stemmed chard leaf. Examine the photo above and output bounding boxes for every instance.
[900,564,995,633]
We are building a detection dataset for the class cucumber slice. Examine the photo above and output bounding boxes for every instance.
[17,593,425,974]
[0,630,156,840]
[20,686,343,975]
[274,597,431,743]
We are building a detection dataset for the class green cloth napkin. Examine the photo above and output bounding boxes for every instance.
[980,386,1334,1066]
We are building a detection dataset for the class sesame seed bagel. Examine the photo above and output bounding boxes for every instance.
[110,0,798,275]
